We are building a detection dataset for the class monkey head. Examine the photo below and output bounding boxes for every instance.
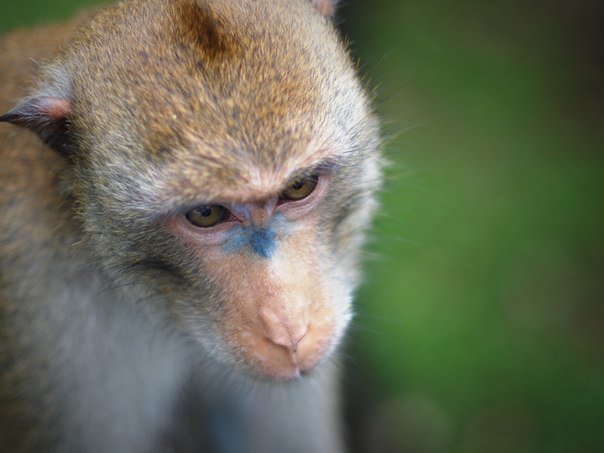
[0,0,381,380]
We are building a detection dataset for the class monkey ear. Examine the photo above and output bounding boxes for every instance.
[0,95,73,157]
[311,0,337,17]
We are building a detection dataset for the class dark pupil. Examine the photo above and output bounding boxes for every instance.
[292,180,305,190]
[200,207,213,217]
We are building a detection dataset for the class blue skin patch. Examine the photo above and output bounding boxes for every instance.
[222,223,280,259]
[249,228,276,258]
[221,227,252,255]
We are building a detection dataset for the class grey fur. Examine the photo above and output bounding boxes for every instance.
[0,0,381,451]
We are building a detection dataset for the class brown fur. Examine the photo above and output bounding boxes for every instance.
[0,1,380,451]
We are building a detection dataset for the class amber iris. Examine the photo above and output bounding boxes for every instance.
[186,205,227,228]
[281,175,318,201]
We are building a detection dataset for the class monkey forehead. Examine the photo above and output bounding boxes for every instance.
[68,0,369,156]
[152,139,336,205]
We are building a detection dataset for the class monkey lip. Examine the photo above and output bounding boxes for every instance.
[252,357,320,382]
[246,336,329,381]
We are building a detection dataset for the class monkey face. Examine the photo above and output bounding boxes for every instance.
[161,170,352,380]
[68,12,382,382]
[4,0,382,381]
[77,132,380,382]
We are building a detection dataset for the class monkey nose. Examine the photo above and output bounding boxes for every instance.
[229,198,278,228]
[267,323,309,354]
[259,308,308,354]
[248,199,277,228]
[242,306,334,379]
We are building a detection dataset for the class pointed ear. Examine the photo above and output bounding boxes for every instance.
[311,0,337,17]
[0,95,73,157]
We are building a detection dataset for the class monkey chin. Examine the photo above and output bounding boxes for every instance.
[255,367,304,383]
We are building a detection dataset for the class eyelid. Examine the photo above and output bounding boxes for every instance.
[275,172,330,218]
[289,160,338,181]
[313,159,340,176]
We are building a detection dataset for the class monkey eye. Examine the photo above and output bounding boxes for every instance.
[280,175,319,202]
[186,205,229,228]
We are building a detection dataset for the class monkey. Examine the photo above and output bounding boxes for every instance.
[0,0,382,451]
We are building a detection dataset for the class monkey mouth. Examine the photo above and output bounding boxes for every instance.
[249,356,321,382]
[236,328,333,382]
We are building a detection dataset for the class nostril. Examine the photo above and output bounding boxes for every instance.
[289,324,308,353]
[264,323,309,354]
[244,318,332,379]
[259,307,310,353]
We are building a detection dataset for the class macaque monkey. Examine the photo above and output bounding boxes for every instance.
[0,0,381,451]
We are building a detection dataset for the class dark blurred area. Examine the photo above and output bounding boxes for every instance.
[1,1,603,452]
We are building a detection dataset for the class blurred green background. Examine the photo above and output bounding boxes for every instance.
[2,1,603,452]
